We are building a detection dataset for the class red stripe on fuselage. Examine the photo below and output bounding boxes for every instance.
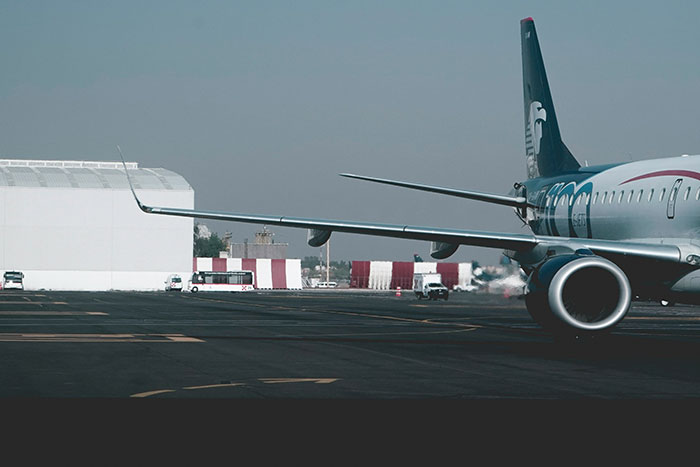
[620,170,700,185]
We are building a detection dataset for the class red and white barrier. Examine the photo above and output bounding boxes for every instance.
[351,260,473,290]
[193,257,302,289]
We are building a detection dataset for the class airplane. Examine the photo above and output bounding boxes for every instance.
[119,17,700,339]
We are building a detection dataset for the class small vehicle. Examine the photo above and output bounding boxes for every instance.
[165,274,183,292]
[316,281,338,288]
[3,271,24,290]
[413,272,449,300]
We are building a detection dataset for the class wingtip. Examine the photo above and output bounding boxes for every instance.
[116,145,151,213]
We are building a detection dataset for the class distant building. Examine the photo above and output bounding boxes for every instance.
[0,158,193,291]
[227,226,288,259]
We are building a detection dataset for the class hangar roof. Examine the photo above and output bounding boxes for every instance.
[0,159,192,191]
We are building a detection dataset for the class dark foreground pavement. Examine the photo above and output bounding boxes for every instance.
[1,289,700,399]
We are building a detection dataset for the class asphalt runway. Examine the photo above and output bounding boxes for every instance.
[1,288,700,399]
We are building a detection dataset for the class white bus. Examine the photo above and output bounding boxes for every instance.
[187,270,255,293]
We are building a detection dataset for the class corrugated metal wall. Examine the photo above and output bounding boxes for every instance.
[351,260,474,290]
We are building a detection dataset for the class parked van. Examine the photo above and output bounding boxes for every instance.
[3,271,24,290]
[165,274,183,292]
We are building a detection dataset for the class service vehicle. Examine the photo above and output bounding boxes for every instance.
[165,274,183,291]
[2,271,24,290]
[187,270,255,293]
[413,272,449,300]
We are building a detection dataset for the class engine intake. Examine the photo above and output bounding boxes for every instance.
[526,254,631,334]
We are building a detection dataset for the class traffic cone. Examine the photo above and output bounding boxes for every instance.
[396,287,401,297]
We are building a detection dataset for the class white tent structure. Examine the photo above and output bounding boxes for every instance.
[0,159,193,291]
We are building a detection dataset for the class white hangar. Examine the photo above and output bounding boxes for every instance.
[0,159,193,291]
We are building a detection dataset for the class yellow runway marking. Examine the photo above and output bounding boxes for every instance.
[131,389,176,398]
[260,378,339,384]
[0,311,107,316]
[183,383,246,390]
[0,301,68,305]
[318,308,482,330]
[0,333,204,343]
[131,377,340,397]
[162,335,205,342]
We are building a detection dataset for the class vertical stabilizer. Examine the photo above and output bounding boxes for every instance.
[521,17,580,179]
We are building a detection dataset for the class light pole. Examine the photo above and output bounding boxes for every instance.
[326,239,330,284]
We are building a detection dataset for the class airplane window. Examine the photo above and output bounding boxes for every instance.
[628,190,633,203]
[602,192,607,204]
[545,196,550,207]
[586,193,590,205]
[618,191,624,203]
[659,188,666,201]
[637,190,643,202]
[576,194,582,205]
[648,189,654,201]
[696,187,700,201]
[592,193,598,204]
[609,191,615,204]
[569,194,574,206]
[684,187,691,200]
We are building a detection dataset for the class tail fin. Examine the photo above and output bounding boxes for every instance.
[521,17,580,179]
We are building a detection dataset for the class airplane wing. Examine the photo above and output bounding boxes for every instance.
[117,148,682,264]
[339,173,531,209]
[129,199,682,263]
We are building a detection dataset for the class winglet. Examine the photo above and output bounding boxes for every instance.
[339,172,531,209]
[117,145,152,213]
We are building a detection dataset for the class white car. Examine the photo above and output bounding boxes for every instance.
[2,271,24,290]
[316,281,338,288]
[165,274,183,292]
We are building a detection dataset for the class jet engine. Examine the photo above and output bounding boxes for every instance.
[525,252,632,336]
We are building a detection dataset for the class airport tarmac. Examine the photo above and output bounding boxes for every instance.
[1,289,700,399]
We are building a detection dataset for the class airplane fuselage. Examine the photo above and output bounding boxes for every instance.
[522,154,700,245]
[518,154,700,302]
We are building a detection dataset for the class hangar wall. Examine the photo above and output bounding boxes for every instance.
[0,160,194,291]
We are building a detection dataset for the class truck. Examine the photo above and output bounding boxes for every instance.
[413,272,449,301]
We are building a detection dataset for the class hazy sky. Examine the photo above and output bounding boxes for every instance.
[2,1,699,265]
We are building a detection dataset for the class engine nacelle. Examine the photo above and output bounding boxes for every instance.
[525,253,632,334]
[307,229,331,247]
[430,241,459,260]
